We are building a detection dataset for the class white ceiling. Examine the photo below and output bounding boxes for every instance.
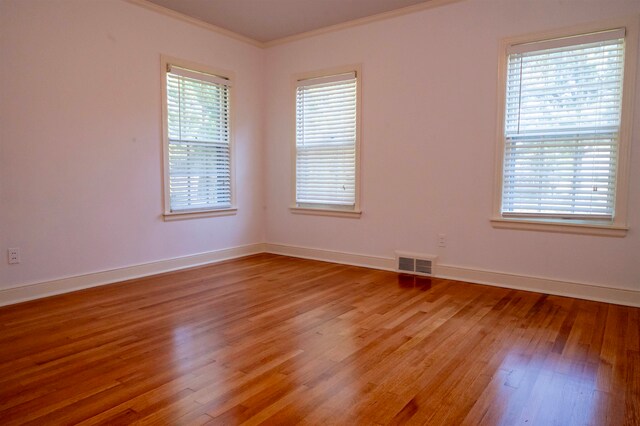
[145,0,433,43]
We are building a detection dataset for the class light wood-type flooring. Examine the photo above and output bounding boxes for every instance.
[0,254,638,425]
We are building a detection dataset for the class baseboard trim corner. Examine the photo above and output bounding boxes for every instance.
[2,242,637,308]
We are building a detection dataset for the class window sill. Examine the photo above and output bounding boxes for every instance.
[490,217,627,237]
[290,206,362,218]
[163,208,237,221]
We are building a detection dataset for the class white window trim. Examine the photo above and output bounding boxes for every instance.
[491,18,638,237]
[160,55,237,221]
[290,64,363,218]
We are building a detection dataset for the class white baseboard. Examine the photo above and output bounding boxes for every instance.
[3,242,638,308]
[0,243,266,307]
[265,243,397,271]
[265,243,640,308]
[436,265,640,308]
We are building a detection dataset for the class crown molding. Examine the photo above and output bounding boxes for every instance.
[125,0,264,48]
[264,0,465,47]
[125,0,466,49]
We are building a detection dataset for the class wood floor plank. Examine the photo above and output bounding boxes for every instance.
[0,253,638,425]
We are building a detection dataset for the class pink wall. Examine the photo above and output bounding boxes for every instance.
[0,0,265,289]
[264,0,640,291]
[1,0,638,295]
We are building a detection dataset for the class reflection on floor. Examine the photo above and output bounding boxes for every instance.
[0,253,638,425]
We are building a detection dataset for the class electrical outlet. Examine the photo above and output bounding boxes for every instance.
[8,248,20,264]
[437,234,446,248]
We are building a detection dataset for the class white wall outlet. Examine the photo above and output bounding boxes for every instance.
[8,248,20,264]
[437,234,446,248]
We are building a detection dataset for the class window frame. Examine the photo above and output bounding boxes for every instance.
[491,18,638,237]
[290,64,362,218]
[160,55,237,221]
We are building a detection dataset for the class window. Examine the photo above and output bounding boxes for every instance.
[161,57,235,220]
[493,22,637,236]
[292,68,361,217]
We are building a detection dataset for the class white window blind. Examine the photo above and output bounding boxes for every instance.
[296,72,357,209]
[502,29,625,221]
[166,65,231,212]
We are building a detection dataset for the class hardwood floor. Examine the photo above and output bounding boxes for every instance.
[0,254,638,425]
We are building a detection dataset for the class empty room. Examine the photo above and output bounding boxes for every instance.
[1,0,639,424]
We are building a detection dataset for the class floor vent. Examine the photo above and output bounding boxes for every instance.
[398,256,415,273]
[396,252,436,277]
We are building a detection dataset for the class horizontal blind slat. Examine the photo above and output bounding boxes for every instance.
[502,35,623,218]
[167,66,231,211]
[296,74,357,207]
